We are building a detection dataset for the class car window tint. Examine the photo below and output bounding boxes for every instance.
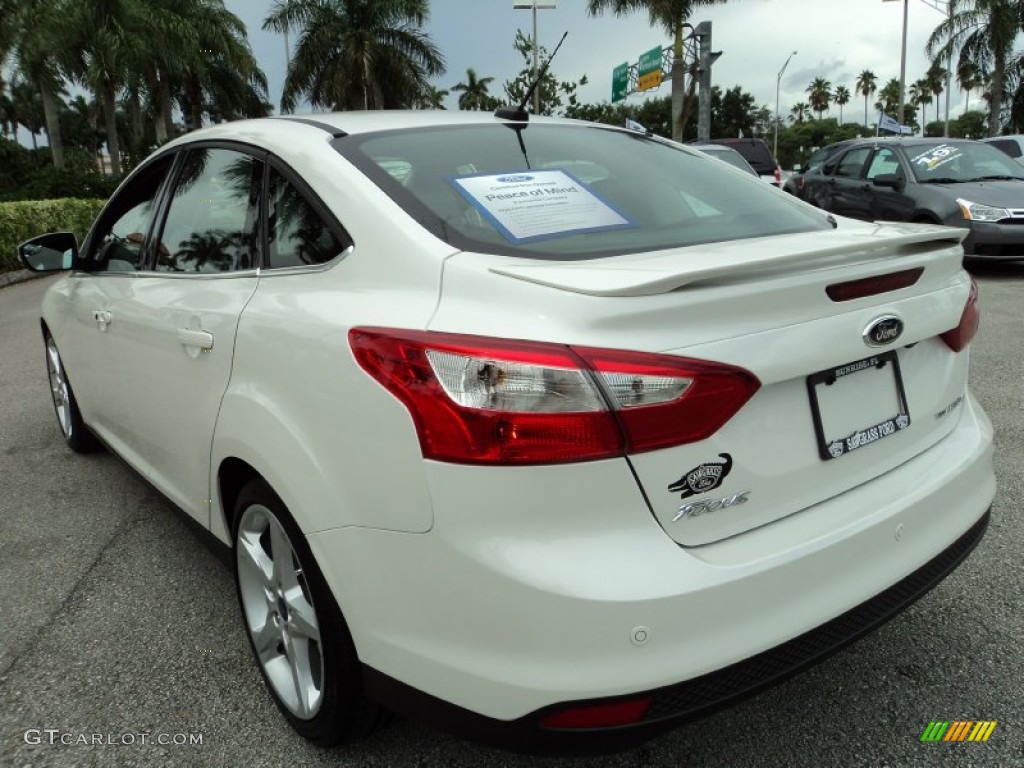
[336,125,830,260]
[908,141,1024,182]
[86,156,173,273]
[986,139,1021,158]
[267,169,348,268]
[154,148,261,273]
[835,148,871,178]
[866,149,903,180]
[803,147,832,172]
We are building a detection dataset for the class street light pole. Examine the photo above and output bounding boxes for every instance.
[944,0,951,136]
[898,0,909,126]
[513,1,556,114]
[882,0,909,127]
[775,51,797,163]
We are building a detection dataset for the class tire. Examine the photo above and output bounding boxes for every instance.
[44,332,100,453]
[232,478,385,745]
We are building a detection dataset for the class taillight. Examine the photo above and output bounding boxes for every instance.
[539,696,653,729]
[774,166,782,184]
[574,346,760,453]
[940,278,980,352]
[349,328,760,465]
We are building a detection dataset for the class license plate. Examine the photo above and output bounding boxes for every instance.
[806,351,911,461]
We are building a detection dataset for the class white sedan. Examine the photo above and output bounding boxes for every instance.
[19,111,994,753]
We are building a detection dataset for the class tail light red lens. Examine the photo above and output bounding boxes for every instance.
[940,278,980,352]
[574,346,760,453]
[349,328,760,465]
[539,696,653,729]
[826,267,924,301]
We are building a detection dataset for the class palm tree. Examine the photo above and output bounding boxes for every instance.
[806,77,831,120]
[0,89,15,140]
[180,3,268,130]
[586,0,730,142]
[452,68,496,111]
[9,0,70,167]
[61,94,104,158]
[855,69,878,130]
[140,0,266,141]
[958,60,986,112]
[875,77,901,116]
[11,80,44,150]
[833,85,851,124]
[926,61,948,126]
[413,85,448,109]
[927,0,1022,137]
[789,102,810,123]
[263,0,446,111]
[66,0,162,176]
[909,78,933,134]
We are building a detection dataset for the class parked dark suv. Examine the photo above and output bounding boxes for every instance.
[782,140,856,200]
[800,137,1024,260]
[708,138,780,185]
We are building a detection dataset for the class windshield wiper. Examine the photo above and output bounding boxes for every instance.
[919,177,961,184]
[967,174,1024,182]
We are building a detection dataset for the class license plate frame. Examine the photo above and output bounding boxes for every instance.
[806,351,911,461]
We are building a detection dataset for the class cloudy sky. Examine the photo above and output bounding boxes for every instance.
[227,0,969,124]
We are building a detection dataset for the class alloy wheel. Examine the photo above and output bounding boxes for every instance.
[236,503,324,720]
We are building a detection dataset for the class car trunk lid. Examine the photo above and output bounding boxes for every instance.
[430,223,974,546]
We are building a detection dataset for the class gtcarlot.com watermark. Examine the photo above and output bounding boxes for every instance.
[24,729,203,747]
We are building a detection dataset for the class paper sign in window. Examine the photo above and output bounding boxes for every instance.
[450,170,634,244]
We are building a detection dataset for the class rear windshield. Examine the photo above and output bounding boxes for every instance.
[703,148,756,174]
[334,124,830,260]
[982,138,1021,159]
[711,139,775,168]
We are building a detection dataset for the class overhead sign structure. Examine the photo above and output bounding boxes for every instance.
[638,45,663,92]
[611,62,629,103]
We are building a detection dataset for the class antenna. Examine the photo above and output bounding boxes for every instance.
[494,31,568,122]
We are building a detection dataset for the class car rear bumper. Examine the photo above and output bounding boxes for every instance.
[963,221,1024,259]
[307,392,994,748]
[362,508,990,754]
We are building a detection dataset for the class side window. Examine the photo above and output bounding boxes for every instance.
[154,148,262,273]
[267,168,349,268]
[866,148,904,180]
[835,147,872,178]
[86,156,173,272]
[988,139,1021,159]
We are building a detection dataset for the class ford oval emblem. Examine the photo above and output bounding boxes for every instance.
[496,175,533,183]
[863,315,904,347]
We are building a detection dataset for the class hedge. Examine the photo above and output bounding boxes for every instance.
[0,198,107,273]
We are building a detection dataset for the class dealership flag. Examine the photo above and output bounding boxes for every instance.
[878,112,913,135]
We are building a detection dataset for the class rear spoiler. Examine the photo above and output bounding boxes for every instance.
[489,224,966,297]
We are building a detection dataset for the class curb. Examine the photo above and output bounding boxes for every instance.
[0,269,46,289]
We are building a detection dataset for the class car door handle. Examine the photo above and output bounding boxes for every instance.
[92,310,112,330]
[177,328,214,350]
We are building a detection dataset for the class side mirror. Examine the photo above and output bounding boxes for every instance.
[18,232,79,272]
[872,174,904,190]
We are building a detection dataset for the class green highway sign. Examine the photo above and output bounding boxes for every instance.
[611,62,628,102]
[638,45,663,92]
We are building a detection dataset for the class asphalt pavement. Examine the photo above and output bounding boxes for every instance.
[1,268,1022,768]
